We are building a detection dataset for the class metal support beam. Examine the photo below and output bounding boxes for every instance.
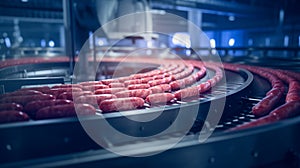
[63,0,75,76]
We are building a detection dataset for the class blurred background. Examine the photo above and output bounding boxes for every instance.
[0,0,299,60]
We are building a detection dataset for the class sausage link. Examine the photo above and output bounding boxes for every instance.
[266,88,283,96]
[108,83,125,88]
[146,93,175,105]
[0,111,30,123]
[101,79,120,85]
[24,99,73,117]
[207,78,217,87]
[82,84,109,91]
[231,101,300,131]
[148,77,173,87]
[116,76,132,83]
[198,82,211,93]
[52,84,83,89]
[95,88,126,95]
[44,88,83,98]
[115,89,152,99]
[127,84,150,90]
[229,115,278,131]
[130,73,150,79]
[99,97,144,112]
[194,67,207,80]
[270,101,300,119]
[286,92,300,102]
[148,84,171,94]
[18,86,51,93]
[75,94,117,107]
[0,90,43,99]
[79,81,103,86]
[252,93,283,116]
[172,65,194,80]
[170,80,186,90]
[124,79,144,86]
[152,73,171,80]
[0,94,55,105]
[0,103,23,111]
[174,86,199,100]
[141,77,154,83]
[35,104,96,120]
[57,91,93,100]
[286,81,300,102]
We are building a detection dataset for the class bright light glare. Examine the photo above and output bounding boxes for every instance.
[98,39,104,46]
[48,40,55,47]
[228,38,235,46]
[228,15,235,21]
[172,33,191,48]
[41,39,46,47]
[248,39,253,46]
[210,39,216,48]
[284,35,289,47]
[186,49,191,56]
[146,40,154,48]
[4,37,11,47]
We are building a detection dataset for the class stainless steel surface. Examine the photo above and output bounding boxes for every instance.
[0,65,253,165]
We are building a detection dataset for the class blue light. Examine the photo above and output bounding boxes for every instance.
[228,15,235,21]
[4,37,11,47]
[48,40,55,47]
[210,39,216,48]
[284,35,289,47]
[228,38,235,46]
[248,39,253,46]
[41,39,46,47]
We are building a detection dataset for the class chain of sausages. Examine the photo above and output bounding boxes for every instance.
[225,64,300,131]
[0,60,211,122]
[1,58,299,128]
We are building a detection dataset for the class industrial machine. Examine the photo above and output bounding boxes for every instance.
[0,0,300,167]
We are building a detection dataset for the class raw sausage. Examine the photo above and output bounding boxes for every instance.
[124,79,144,86]
[252,93,283,116]
[115,89,152,99]
[57,91,93,100]
[0,94,55,105]
[95,88,126,95]
[18,86,51,93]
[174,86,199,100]
[75,94,117,107]
[146,93,175,105]
[44,88,83,98]
[127,84,150,90]
[0,90,43,99]
[24,99,73,117]
[99,97,144,112]
[231,101,300,131]
[79,81,103,86]
[148,77,173,87]
[108,83,125,88]
[101,79,120,85]
[148,84,171,94]
[0,103,23,111]
[0,111,30,123]
[82,84,109,91]
[52,84,83,89]
[35,103,96,120]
